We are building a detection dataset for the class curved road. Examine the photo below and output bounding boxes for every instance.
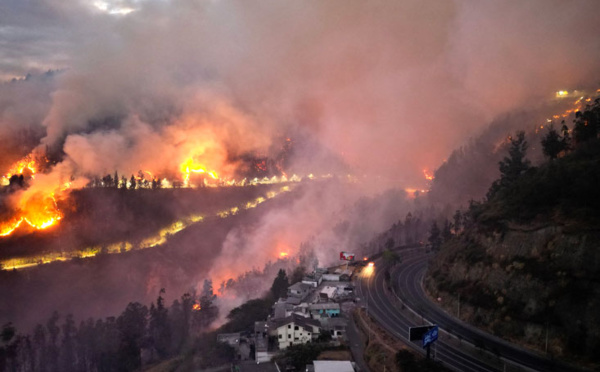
[356,248,588,372]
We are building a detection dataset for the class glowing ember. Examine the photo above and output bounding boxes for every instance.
[193,303,201,311]
[423,169,434,181]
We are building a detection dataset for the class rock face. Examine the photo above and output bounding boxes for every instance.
[426,225,600,362]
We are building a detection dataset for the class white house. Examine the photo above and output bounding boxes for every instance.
[275,314,321,350]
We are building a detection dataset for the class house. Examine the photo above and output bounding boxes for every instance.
[322,273,341,281]
[285,296,302,305]
[274,314,320,350]
[319,317,348,340]
[319,286,338,301]
[288,282,312,299]
[273,301,293,320]
[302,271,323,288]
[309,302,340,319]
[310,360,355,372]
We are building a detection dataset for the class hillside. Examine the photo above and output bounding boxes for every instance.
[425,100,600,365]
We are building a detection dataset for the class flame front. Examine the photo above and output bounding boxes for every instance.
[180,157,219,187]
[1,155,65,237]
[0,192,62,236]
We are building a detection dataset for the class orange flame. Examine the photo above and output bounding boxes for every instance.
[5,155,39,178]
[423,169,434,181]
[193,303,201,311]
[0,192,62,236]
[1,154,70,237]
[279,252,289,257]
[180,157,219,186]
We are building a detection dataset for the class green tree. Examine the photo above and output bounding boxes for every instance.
[270,269,290,300]
[149,289,170,359]
[289,266,306,285]
[428,222,442,251]
[382,249,400,265]
[46,311,60,372]
[117,302,148,372]
[442,219,453,242]
[573,98,600,144]
[561,121,571,150]
[384,237,395,251]
[277,343,322,371]
[452,210,462,234]
[541,125,565,160]
[196,280,219,330]
[221,298,273,333]
[488,131,530,198]
[59,314,77,371]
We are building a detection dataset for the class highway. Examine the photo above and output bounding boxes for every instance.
[355,247,588,372]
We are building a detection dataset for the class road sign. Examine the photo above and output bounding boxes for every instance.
[340,251,355,261]
[422,325,438,348]
[408,325,433,341]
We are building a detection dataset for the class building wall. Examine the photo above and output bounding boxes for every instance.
[277,321,318,349]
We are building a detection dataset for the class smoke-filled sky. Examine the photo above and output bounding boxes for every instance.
[1,0,600,186]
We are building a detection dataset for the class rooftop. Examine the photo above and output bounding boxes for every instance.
[313,360,355,372]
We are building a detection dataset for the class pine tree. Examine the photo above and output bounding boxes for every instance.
[270,269,290,300]
[488,131,530,199]
[428,221,442,251]
[541,125,565,160]
[453,210,463,234]
[442,219,453,242]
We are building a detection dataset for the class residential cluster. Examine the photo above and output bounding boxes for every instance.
[218,264,361,371]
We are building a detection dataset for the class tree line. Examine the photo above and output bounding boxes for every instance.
[0,281,219,372]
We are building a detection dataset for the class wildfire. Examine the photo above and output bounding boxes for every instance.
[0,154,66,237]
[279,252,289,257]
[193,303,201,311]
[423,169,434,181]
[5,155,39,178]
[180,157,219,187]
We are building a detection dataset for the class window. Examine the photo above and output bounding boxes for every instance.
[288,324,291,329]
[288,334,291,339]
[294,326,299,331]
[278,334,282,339]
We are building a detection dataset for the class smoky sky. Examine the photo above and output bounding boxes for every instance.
[1,0,599,187]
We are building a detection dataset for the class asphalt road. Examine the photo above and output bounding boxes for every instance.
[356,248,588,372]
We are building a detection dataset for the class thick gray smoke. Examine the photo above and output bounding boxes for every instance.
[2,0,599,185]
[1,0,599,327]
